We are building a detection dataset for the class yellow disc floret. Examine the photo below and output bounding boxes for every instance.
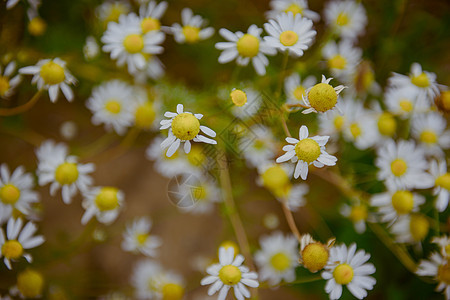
[333,116,345,131]
[136,233,148,245]
[236,34,260,58]
[436,173,450,190]
[391,190,414,215]
[171,113,200,141]
[280,30,299,47]
[328,55,347,70]
[135,102,156,129]
[141,17,161,33]
[438,264,450,285]
[410,214,429,242]
[349,123,361,139]
[95,187,119,211]
[230,89,247,107]
[399,99,413,112]
[191,184,207,200]
[301,243,329,272]
[349,205,368,222]
[411,73,430,88]
[270,252,291,271]
[336,12,349,26]
[218,265,242,285]
[295,138,321,163]
[262,165,290,192]
[28,17,47,36]
[292,85,305,100]
[377,113,397,137]
[0,184,21,204]
[308,83,338,112]
[17,269,45,298]
[390,159,407,177]
[105,100,122,114]
[182,26,200,44]
[55,162,79,185]
[420,130,437,145]
[333,263,354,285]
[2,240,23,259]
[220,241,239,257]
[284,3,303,15]
[123,34,144,54]
[187,146,206,166]
[161,283,184,300]
[436,91,450,112]
[0,76,9,97]
[40,61,65,85]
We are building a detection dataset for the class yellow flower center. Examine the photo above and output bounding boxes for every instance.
[171,113,200,141]
[420,130,437,145]
[105,100,122,114]
[293,85,305,100]
[162,283,184,300]
[219,241,240,257]
[349,205,368,222]
[141,17,161,33]
[95,187,119,211]
[336,12,349,26]
[218,265,242,285]
[391,190,414,215]
[182,25,200,44]
[0,184,21,204]
[295,138,321,163]
[136,233,148,245]
[438,264,450,285]
[349,123,361,138]
[361,69,375,91]
[270,252,291,271]
[186,146,206,166]
[284,3,303,15]
[55,162,79,185]
[0,76,9,96]
[439,91,450,111]
[409,214,429,242]
[399,99,413,112]
[333,263,354,285]
[104,4,126,24]
[230,89,247,107]
[390,159,407,177]
[135,102,156,129]
[308,83,338,112]
[333,115,345,130]
[236,34,260,58]
[411,72,430,88]
[17,269,44,298]
[191,185,207,200]
[446,245,450,257]
[436,173,450,190]
[2,240,23,259]
[262,165,290,192]
[123,34,144,54]
[28,17,47,36]
[279,30,299,47]
[328,55,347,70]
[377,112,397,137]
[301,243,329,272]
[40,61,65,85]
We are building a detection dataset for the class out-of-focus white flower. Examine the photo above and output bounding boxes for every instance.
[81,186,124,225]
[167,8,214,44]
[324,0,367,40]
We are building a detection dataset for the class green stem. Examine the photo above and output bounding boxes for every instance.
[0,89,43,116]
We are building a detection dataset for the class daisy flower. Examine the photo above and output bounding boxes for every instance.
[430,160,450,212]
[322,243,376,300]
[417,251,450,299]
[298,233,335,273]
[276,125,337,180]
[130,86,161,131]
[284,73,316,107]
[0,218,45,270]
[121,217,162,257]
[324,0,367,40]
[167,8,214,44]
[340,203,369,234]
[266,0,320,22]
[342,101,379,150]
[238,125,277,168]
[160,104,217,157]
[432,235,450,258]
[390,214,429,245]
[230,88,262,119]
[389,62,440,104]
[411,112,450,157]
[101,13,165,74]
[322,40,362,82]
[19,58,76,102]
[263,12,316,57]
[133,56,165,82]
[36,140,95,205]
[138,1,168,33]
[0,164,39,219]
[302,75,346,114]
[201,246,259,300]
[215,25,276,76]
[254,231,299,286]
[86,80,135,135]
[10,268,44,298]
[0,61,22,99]
[81,186,124,225]
[375,139,434,190]
[384,86,430,119]
[96,0,130,25]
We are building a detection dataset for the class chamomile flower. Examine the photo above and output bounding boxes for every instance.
[146,136,190,178]
[384,86,430,119]
[230,88,262,119]
[81,186,124,225]
[201,247,259,300]
[322,243,376,300]
[322,40,362,82]
[276,125,337,180]
[285,183,309,211]
[86,80,135,135]
[266,0,320,22]
[324,0,367,40]
[83,36,100,60]
[96,0,130,25]
[340,202,369,234]
[284,73,316,107]
[416,251,450,299]
[318,94,352,138]
[390,214,429,244]
[0,164,39,219]
[389,63,440,104]
[10,268,45,298]
[133,55,165,82]
[0,218,45,270]
[36,140,95,205]
[215,25,276,76]
[254,232,299,286]
[302,75,346,114]
[101,13,165,74]
[370,103,397,142]
[430,160,450,212]
[375,139,434,190]
[432,235,450,258]
[167,8,214,44]
[411,112,450,157]
[0,61,21,99]
[138,1,167,33]
[263,12,316,57]
[298,233,335,273]
[121,217,162,257]
[19,58,76,102]
[150,270,185,300]
[238,125,277,168]
[342,101,379,150]
[131,86,161,130]
[160,104,217,157]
